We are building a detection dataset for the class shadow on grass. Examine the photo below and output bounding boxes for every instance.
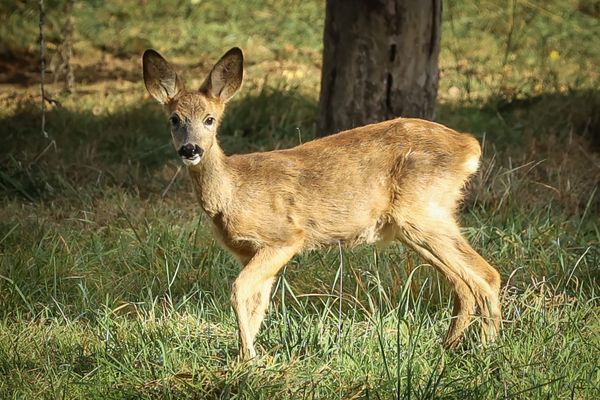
[0,50,142,87]
[0,100,170,202]
[436,89,600,151]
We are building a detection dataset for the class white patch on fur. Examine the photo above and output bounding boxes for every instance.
[357,224,382,244]
[464,156,480,173]
[182,155,201,166]
[427,200,450,220]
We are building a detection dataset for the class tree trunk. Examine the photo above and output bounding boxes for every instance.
[317,0,441,136]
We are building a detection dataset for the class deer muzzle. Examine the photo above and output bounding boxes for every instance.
[178,143,203,166]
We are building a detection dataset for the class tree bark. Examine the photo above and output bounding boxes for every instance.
[317,0,441,136]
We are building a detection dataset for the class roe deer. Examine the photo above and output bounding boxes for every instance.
[142,47,502,359]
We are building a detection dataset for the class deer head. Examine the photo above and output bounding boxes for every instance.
[142,48,244,166]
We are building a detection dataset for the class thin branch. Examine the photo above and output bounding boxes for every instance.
[502,0,517,67]
[161,166,183,199]
[39,0,48,139]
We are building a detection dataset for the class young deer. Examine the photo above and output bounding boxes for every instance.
[142,47,501,359]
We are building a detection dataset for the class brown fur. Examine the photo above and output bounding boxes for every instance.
[142,48,502,358]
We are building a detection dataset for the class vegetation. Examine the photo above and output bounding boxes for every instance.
[0,0,598,398]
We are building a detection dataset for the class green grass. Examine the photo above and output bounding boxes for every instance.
[1,0,599,398]
[1,208,598,398]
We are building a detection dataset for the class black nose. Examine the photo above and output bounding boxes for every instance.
[178,143,203,158]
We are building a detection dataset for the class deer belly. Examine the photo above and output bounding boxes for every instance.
[305,213,395,249]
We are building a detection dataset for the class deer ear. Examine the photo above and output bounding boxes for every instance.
[142,49,183,104]
[201,47,243,102]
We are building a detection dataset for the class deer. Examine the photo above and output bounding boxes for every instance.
[142,47,502,359]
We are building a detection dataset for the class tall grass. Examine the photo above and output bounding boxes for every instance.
[1,207,598,398]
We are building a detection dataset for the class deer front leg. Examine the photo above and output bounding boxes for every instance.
[230,244,300,359]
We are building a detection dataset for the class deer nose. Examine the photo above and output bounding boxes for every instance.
[178,143,203,159]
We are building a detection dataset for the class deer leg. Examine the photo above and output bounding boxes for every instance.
[398,221,500,347]
[452,236,502,343]
[247,276,277,341]
[445,278,477,348]
[230,244,299,359]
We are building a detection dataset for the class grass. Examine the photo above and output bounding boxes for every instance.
[1,0,599,398]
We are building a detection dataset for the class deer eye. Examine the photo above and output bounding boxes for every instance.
[169,114,181,127]
[203,116,215,127]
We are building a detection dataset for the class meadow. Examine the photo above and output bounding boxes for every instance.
[0,0,599,398]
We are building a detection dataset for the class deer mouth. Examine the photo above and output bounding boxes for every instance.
[181,154,201,166]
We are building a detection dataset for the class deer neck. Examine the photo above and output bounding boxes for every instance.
[187,143,233,218]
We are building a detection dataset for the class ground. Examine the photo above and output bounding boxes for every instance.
[0,1,599,399]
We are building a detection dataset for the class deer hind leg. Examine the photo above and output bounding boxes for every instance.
[397,219,501,347]
[451,235,501,343]
[445,277,477,348]
[231,244,299,359]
